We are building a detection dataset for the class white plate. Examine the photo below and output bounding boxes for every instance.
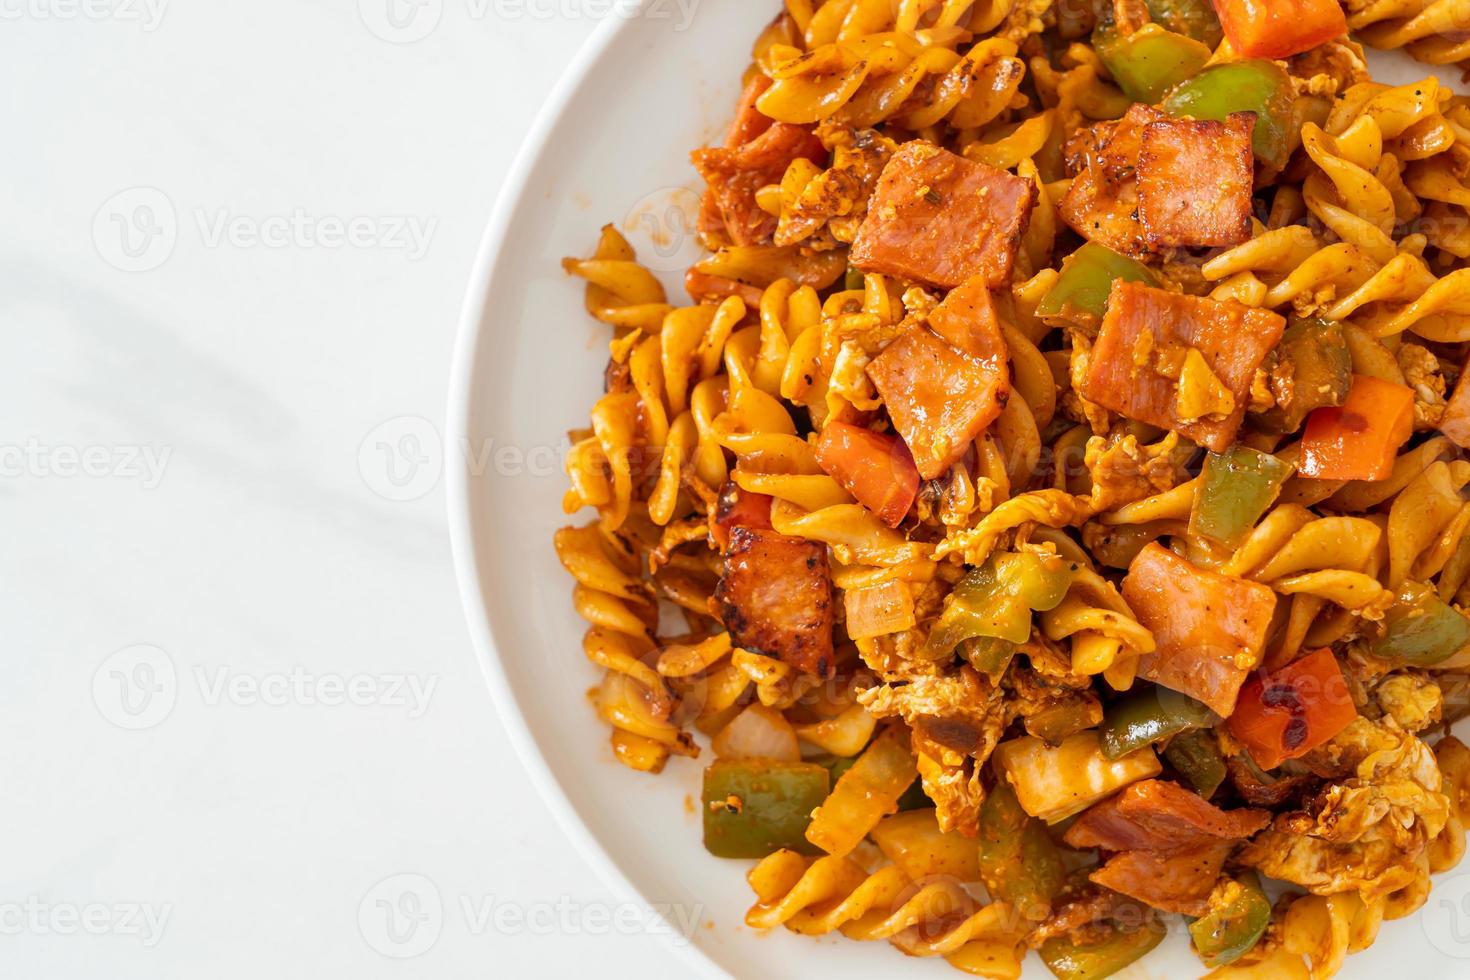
[448,5,1470,976]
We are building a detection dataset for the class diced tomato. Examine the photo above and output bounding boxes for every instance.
[1298,374,1414,482]
[1228,648,1357,771]
[1211,0,1347,59]
[850,142,1036,289]
[813,422,920,528]
[711,481,774,551]
[1123,543,1277,717]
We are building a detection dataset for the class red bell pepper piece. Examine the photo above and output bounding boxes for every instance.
[1298,374,1414,482]
[711,481,773,551]
[813,422,920,528]
[1228,648,1357,770]
[1211,0,1346,59]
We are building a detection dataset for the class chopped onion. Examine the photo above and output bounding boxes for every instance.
[794,704,876,757]
[843,578,916,640]
[712,703,800,762]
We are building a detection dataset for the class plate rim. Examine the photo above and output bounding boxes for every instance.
[444,6,727,978]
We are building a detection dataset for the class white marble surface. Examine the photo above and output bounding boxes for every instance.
[3,3,690,976]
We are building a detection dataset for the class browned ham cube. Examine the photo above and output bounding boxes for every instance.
[850,142,1035,289]
[716,528,835,678]
[1081,281,1284,452]
[1123,543,1277,718]
[1138,113,1255,249]
[867,279,1010,481]
[1058,104,1164,257]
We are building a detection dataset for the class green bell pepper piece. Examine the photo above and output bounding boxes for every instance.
[1039,918,1168,980]
[702,759,830,858]
[1164,728,1228,799]
[1188,873,1271,969]
[1163,60,1295,169]
[1145,0,1222,46]
[1037,243,1159,328]
[1094,22,1211,105]
[1100,686,1218,760]
[1253,317,1352,435]
[924,552,1074,657]
[979,782,1066,918]
[843,266,864,292]
[960,635,1018,678]
[1374,583,1470,666]
[1190,445,1295,547]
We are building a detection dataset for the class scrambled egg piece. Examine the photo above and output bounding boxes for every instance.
[859,666,1010,836]
[1374,673,1443,733]
[1397,342,1447,428]
[777,127,896,247]
[1084,431,1182,511]
[1175,348,1237,421]
[1239,717,1449,899]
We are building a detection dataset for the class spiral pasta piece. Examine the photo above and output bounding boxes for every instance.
[1347,0,1470,65]
[758,33,1026,131]
[562,225,672,331]
[1040,566,1155,686]
[554,524,696,771]
[746,850,1025,975]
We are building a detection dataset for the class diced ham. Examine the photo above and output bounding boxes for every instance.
[924,274,1007,358]
[1138,114,1255,250]
[866,278,1010,479]
[1059,104,1164,257]
[1089,842,1235,916]
[692,76,827,247]
[1065,780,1269,916]
[1123,543,1277,717]
[697,76,773,239]
[1082,280,1285,452]
[850,142,1036,289]
[716,527,835,677]
[1064,779,1270,852]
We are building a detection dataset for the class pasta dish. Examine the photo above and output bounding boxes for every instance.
[554,1,1470,975]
